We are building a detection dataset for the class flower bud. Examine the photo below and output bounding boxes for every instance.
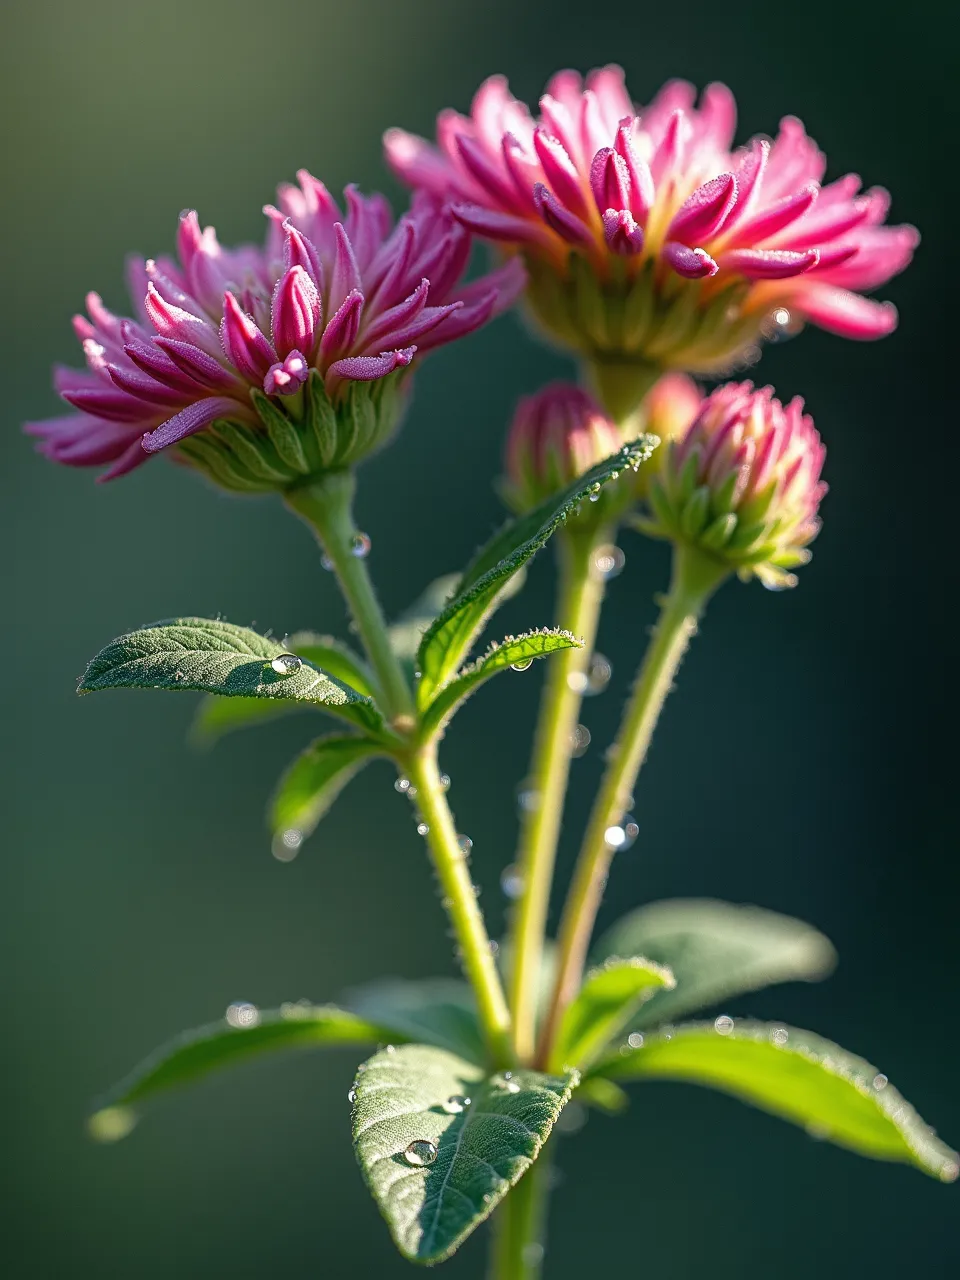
[641,382,826,588]
[634,374,703,498]
[502,383,632,524]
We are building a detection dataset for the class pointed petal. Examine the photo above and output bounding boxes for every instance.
[141,396,242,453]
[663,242,718,278]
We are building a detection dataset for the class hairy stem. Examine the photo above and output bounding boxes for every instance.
[508,529,611,1063]
[538,545,728,1067]
[488,1149,553,1280]
[404,744,513,1068]
[285,472,415,727]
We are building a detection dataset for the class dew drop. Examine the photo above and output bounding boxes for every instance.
[384,1044,396,1054]
[403,1140,438,1167]
[272,828,303,862]
[511,658,534,672]
[873,1073,889,1092]
[442,1095,471,1114]
[584,653,612,695]
[500,864,524,899]
[173,670,185,682]
[417,822,430,836]
[457,834,473,854]
[604,817,639,850]
[504,1079,520,1093]
[522,1243,545,1266]
[321,554,335,571]
[394,777,411,794]
[489,940,500,956]
[347,1087,357,1104]
[225,1001,259,1029]
[626,1031,644,1050]
[592,544,625,580]
[516,783,541,814]
[350,532,372,558]
[714,1014,735,1036]
[270,653,302,676]
[439,773,451,791]
[770,1026,789,1047]
[570,724,591,757]
[566,671,589,694]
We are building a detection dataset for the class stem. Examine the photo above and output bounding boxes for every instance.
[285,472,415,726]
[404,744,513,1068]
[508,529,610,1063]
[487,1149,553,1280]
[537,545,729,1067]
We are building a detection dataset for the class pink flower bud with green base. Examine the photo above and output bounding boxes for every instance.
[640,381,827,589]
[634,373,703,498]
[386,69,917,419]
[26,179,524,491]
[501,382,640,527]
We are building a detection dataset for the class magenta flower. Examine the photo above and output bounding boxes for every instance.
[27,174,524,486]
[641,381,827,589]
[385,69,917,396]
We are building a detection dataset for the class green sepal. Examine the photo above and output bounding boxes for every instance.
[680,486,711,539]
[551,957,675,1071]
[87,1003,395,1144]
[700,511,738,551]
[419,628,582,740]
[600,1021,959,1182]
[592,898,836,1029]
[270,734,384,845]
[351,1044,579,1264]
[415,440,656,707]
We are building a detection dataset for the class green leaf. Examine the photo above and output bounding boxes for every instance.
[415,440,656,707]
[79,617,372,712]
[553,957,675,1070]
[270,735,384,844]
[285,631,375,697]
[87,1003,394,1143]
[342,978,485,1064]
[387,574,461,676]
[190,693,307,746]
[352,1044,579,1263]
[602,1021,959,1182]
[577,1075,630,1114]
[592,898,836,1029]
[420,629,582,739]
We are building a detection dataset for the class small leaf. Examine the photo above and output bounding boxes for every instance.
[88,1004,394,1142]
[420,629,582,738]
[342,978,485,1064]
[592,898,836,1028]
[416,440,656,707]
[602,1021,959,1182]
[79,617,371,712]
[285,631,375,697]
[387,574,461,676]
[271,735,384,844]
[352,1044,578,1263]
[553,957,675,1070]
[191,694,307,746]
[577,1075,630,1114]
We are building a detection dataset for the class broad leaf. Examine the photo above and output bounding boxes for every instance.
[420,629,582,739]
[342,978,485,1063]
[285,631,375,697]
[352,1044,578,1263]
[593,898,836,1028]
[191,693,308,746]
[553,957,675,1070]
[271,735,384,844]
[88,1003,394,1143]
[603,1021,959,1182]
[415,440,656,707]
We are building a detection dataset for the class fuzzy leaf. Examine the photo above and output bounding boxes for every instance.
[415,440,656,707]
[388,575,461,673]
[79,617,371,711]
[342,978,485,1063]
[87,1004,394,1143]
[190,630,374,744]
[592,898,836,1029]
[602,1021,959,1182]
[271,735,384,844]
[553,957,676,1070]
[352,1044,578,1263]
[420,629,582,738]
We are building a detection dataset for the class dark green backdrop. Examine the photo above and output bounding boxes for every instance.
[3,1,956,1275]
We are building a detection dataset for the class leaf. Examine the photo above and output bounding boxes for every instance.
[601,1021,959,1182]
[79,617,372,712]
[270,735,384,844]
[553,957,676,1070]
[87,1004,394,1143]
[351,1044,578,1263]
[342,978,485,1063]
[577,1075,630,1114]
[420,629,582,738]
[189,631,377,745]
[592,898,836,1029]
[415,440,656,707]
[387,574,461,676]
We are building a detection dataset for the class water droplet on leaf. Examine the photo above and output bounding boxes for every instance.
[627,1032,644,1049]
[272,828,303,862]
[442,1095,471,1114]
[511,658,534,672]
[225,1001,259,1029]
[403,1139,438,1166]
[270,653,302,676]
[873,1074,888,1091]
[347,1087,357,1104]
[714,1014,734,1035]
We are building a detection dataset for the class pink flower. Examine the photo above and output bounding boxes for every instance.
[27,175,524,483]
[643,381,827,588]
[385,69,917,383]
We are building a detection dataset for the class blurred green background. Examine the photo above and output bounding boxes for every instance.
[2,0,956,1274]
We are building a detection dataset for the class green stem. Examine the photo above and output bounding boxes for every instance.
[537,545,728,1067]
[285,472,415,727]
[508,529,611,1063]
[404,743,513,1068]
[487,1149,553,1280]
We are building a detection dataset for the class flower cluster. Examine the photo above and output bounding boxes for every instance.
[28,175,523,487]
[641,381,827,588]
[386,68,917,403]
